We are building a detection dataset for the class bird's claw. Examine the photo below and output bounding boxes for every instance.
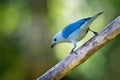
[93,32,98,35]
[70,50,78,55]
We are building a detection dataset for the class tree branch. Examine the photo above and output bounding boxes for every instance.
[37,16,120,80]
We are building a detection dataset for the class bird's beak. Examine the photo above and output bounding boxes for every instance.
[51,43,56,48]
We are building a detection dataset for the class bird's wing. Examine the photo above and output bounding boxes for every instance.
[62,18,91,38]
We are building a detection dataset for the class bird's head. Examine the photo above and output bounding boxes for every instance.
[51,31,64,48]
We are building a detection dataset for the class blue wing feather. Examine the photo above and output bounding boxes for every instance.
[62,18,91,38]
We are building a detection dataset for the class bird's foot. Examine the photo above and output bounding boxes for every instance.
[70,50,78,55]
[88,28,98,36]
[93,32,98,36]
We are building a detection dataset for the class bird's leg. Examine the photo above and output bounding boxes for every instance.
[70,40,78,54]
[88,28,98,35]
[71,47,75,53]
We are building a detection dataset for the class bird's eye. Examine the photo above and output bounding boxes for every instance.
[54,38,57,41]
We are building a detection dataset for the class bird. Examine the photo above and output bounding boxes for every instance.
[51,12,103,54]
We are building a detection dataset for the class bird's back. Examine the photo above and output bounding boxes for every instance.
[62,18,91,38]
[61,12,103,39]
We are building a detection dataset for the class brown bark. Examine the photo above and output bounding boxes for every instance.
[37,16,120,80]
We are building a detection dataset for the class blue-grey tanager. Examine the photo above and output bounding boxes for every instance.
[51,12,103,53]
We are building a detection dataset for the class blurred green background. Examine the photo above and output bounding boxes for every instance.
[0,0,120,80]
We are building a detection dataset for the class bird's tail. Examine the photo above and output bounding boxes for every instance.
[91,12,103,21]
[87,12,103,25]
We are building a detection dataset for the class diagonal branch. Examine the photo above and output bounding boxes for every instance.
[37,16,120,80]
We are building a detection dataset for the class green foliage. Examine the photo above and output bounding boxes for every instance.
[0,0,120,80]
